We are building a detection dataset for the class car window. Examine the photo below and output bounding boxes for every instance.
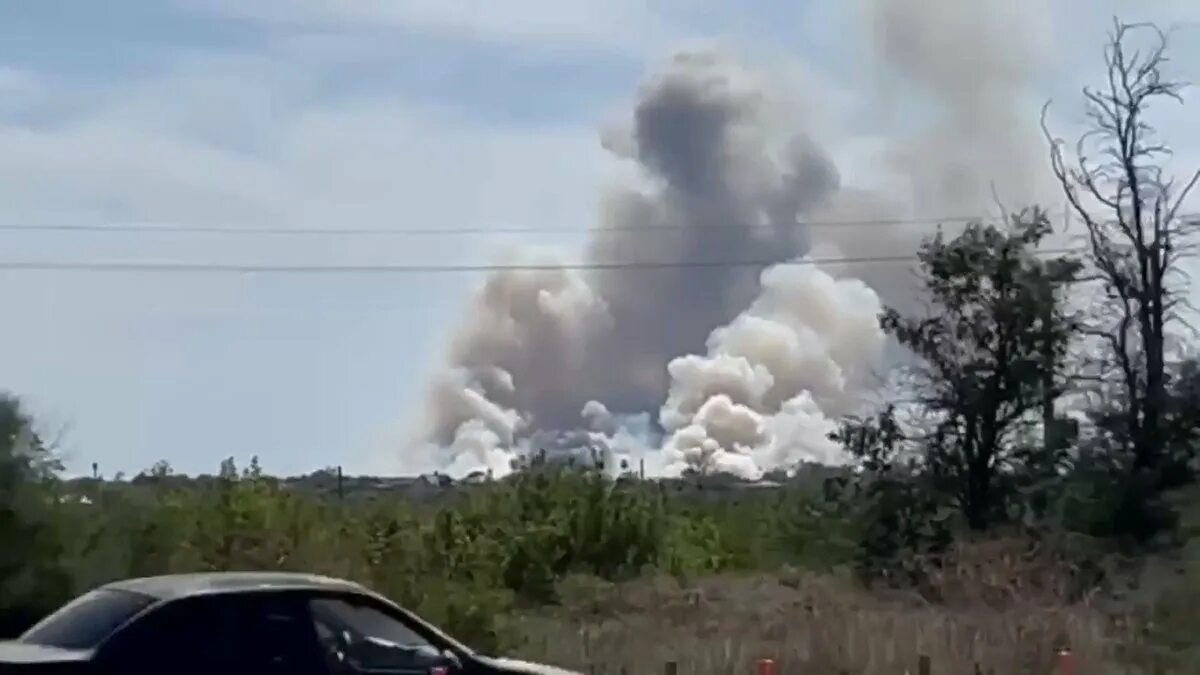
[97,594,326,675]
[237,598,327,675]
[97,597,232,675]
[311,598,428,647]
[310,597,443,674]
[21,589,156,650]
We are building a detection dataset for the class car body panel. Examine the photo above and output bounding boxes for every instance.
[0,642,90,675]
[478,656,581,675]
[2,573,581,675]
[0,643,90,664]
[103,572,365,601]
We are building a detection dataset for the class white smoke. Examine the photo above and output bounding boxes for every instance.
[659,260,885,477]
[661,395,766,478]
[444,419,519,479]
[402,0,1057,478]
[413,49,846,475]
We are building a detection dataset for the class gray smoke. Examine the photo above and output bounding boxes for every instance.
[420,52,841,451]
[410,0,1057,476]
[426,247,613,446]
[580,52,842,418]
[813,0,1056,308]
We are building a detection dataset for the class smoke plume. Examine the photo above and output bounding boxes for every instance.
[659,262,885,477]
[407,0,1055,477]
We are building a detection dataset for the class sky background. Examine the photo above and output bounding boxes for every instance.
[2,0,1199,478]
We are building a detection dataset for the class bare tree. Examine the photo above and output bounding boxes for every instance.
[1042,19,1200,482]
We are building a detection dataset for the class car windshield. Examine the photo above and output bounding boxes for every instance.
[20,588,156,650]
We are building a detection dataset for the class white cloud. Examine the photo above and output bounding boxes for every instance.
[0,66,40,96]
[183,0,680,56]
[0,122,285,231]
[0,55,619,255]
[0,55,623,310]
[0,51,621,475]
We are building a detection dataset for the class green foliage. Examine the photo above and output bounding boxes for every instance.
[0,457,869,649]
[830,407,953,583]
[880,209,1082,531]
[1050,356,1200,545]
[0,394,71,636]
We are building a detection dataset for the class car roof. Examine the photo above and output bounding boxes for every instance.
[101,571,367,601]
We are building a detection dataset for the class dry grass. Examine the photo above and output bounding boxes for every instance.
[507,571,1148,675]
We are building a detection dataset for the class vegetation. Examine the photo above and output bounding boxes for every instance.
[3,444,1200,671]
[3,17,1200,675]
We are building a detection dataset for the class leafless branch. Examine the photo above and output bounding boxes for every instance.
[1042,18,1197,468]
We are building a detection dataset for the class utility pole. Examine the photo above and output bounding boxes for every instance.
[336,465,344,501]
[1042,279,1056,450]
[1042,203,1071,452]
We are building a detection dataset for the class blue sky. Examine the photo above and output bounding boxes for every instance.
[1,0,1198,478]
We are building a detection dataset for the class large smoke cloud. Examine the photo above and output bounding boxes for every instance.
[406,0,1054,477]
[811,0,1056,307]
[659,263,885,477]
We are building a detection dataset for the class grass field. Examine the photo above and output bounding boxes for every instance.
[505,572,1139,675]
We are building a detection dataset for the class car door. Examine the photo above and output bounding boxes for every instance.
[94,592,331,675]
[307,594,456,675]
[229,592,331,675]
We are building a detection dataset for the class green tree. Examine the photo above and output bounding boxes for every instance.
[0,393,69,636]
[881,210,1081,530]
[830,406,951,584]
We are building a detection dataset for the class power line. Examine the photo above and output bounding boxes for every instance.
[6,210,1199,238]
[0,215,995,237]
[0,248,1086,275]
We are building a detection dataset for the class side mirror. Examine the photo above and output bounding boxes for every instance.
[434,649,463,674]
[439,648,460,667]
